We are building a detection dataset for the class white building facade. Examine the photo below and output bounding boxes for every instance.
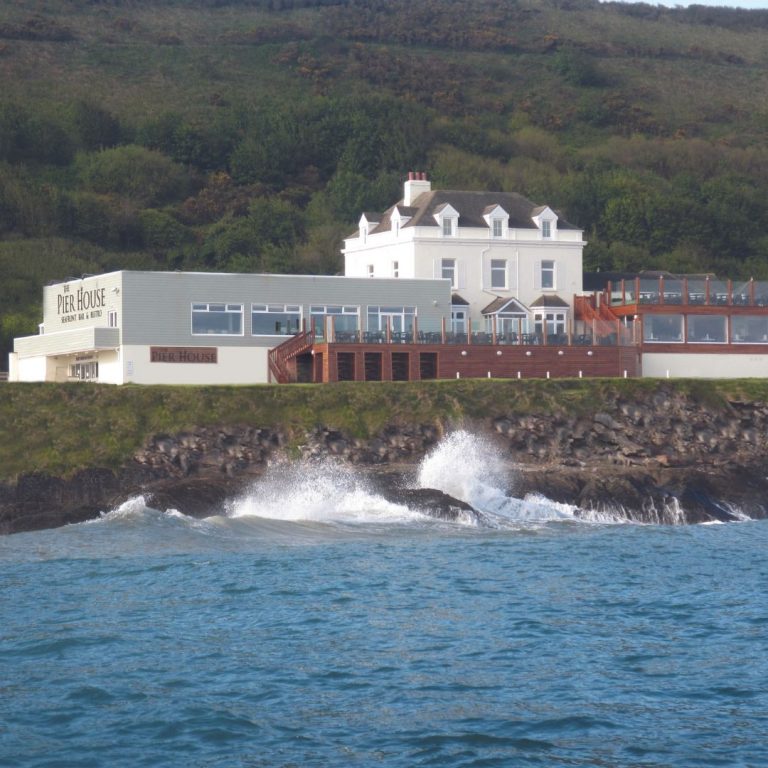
[343,174,585,339]
[9,270,451,384]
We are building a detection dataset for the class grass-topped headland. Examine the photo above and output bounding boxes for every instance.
[2,378,767,483]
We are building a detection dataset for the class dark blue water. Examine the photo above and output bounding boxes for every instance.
[1,435,767,768]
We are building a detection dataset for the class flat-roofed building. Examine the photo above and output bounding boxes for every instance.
[9,270,451,384]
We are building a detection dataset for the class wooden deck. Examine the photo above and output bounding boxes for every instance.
[290,341,640,383]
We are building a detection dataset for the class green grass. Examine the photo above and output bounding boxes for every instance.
[1,378,765,483]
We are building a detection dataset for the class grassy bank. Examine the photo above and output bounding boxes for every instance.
[2,379,767,482]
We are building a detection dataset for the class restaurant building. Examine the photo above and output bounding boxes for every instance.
[9,271,451,384]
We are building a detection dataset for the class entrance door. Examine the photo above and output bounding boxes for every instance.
[451,308,467,334]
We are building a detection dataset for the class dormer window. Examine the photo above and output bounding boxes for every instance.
[483,205,508,239]
[391,206,411,237]
[358,213,380,244]
[434,203,459,238]
[532,206,558,239]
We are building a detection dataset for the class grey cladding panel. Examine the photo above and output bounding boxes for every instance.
[120,272,450,345]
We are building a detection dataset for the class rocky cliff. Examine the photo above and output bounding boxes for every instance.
[2,381,768,533]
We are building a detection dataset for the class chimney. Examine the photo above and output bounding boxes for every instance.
[403,171,431,206]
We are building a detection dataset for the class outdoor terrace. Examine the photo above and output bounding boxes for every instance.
[603,276,768,310]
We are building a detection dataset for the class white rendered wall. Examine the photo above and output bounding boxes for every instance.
[97,350,123,384]
[642,352,768,378]
[344,227,583,325]
[15,355,54,382]
[121,345,271,385]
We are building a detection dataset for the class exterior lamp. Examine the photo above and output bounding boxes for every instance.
[461,350,468,356]
[525,350,532,356]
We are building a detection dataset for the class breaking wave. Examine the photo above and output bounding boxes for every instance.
[222,430,626,529]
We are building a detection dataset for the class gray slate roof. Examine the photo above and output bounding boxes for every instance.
[368,190,579,236]
[530,294,570,308]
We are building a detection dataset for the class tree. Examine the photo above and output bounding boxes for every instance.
[69,101,121,151]
[77,146,190,207]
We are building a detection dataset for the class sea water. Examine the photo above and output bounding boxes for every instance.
[1,433,767,767]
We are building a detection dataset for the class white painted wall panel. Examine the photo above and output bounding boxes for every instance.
[642,353,768,378]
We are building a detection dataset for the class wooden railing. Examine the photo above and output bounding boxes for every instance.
[268,330,314,384]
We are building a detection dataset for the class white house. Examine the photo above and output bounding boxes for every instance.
[343,173,585,340]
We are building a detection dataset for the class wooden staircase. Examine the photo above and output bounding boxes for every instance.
[574,295,631,344]
[268,330,314,383]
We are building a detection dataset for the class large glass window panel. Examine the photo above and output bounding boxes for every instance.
[733,281,751,306]
[663,279,683,305]
[310,305,359,339]
[367,306,416,334]
[754,282,768,307]
[192,303,243,335]
[687,314,726,343]
[709,280,729,306]
[732,315,768,343]
[686,279,707,305]
[251,304,301,336]
[639,278,660,304]
[643,314,683,342]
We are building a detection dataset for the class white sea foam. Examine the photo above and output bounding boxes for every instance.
[416,430,597,526]
[227,459,427,525]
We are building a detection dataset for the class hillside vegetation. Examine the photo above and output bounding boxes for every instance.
[2,0,768,364]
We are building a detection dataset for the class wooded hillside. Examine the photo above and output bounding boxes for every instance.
[2,0,768,365]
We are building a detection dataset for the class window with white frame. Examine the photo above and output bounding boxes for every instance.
[541,220,552,238]
[392,260,399,278]
[310,305,359,338]
[442,217,454,236]
[442,258,457,288]
[491,259,507,290]
[451,308,467,334]
[367,264,374,278]
[534,311,566,337]
[541,260,555,290]
[108,310,118,327]
[492,219,503,238]
[192,303,243,335]
[367,306,416,334]
[251,304,302,336]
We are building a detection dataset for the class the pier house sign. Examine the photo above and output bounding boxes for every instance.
[150,347,218,364]
[56,284,106,324]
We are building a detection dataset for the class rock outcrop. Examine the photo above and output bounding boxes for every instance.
[3,384,768,534]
